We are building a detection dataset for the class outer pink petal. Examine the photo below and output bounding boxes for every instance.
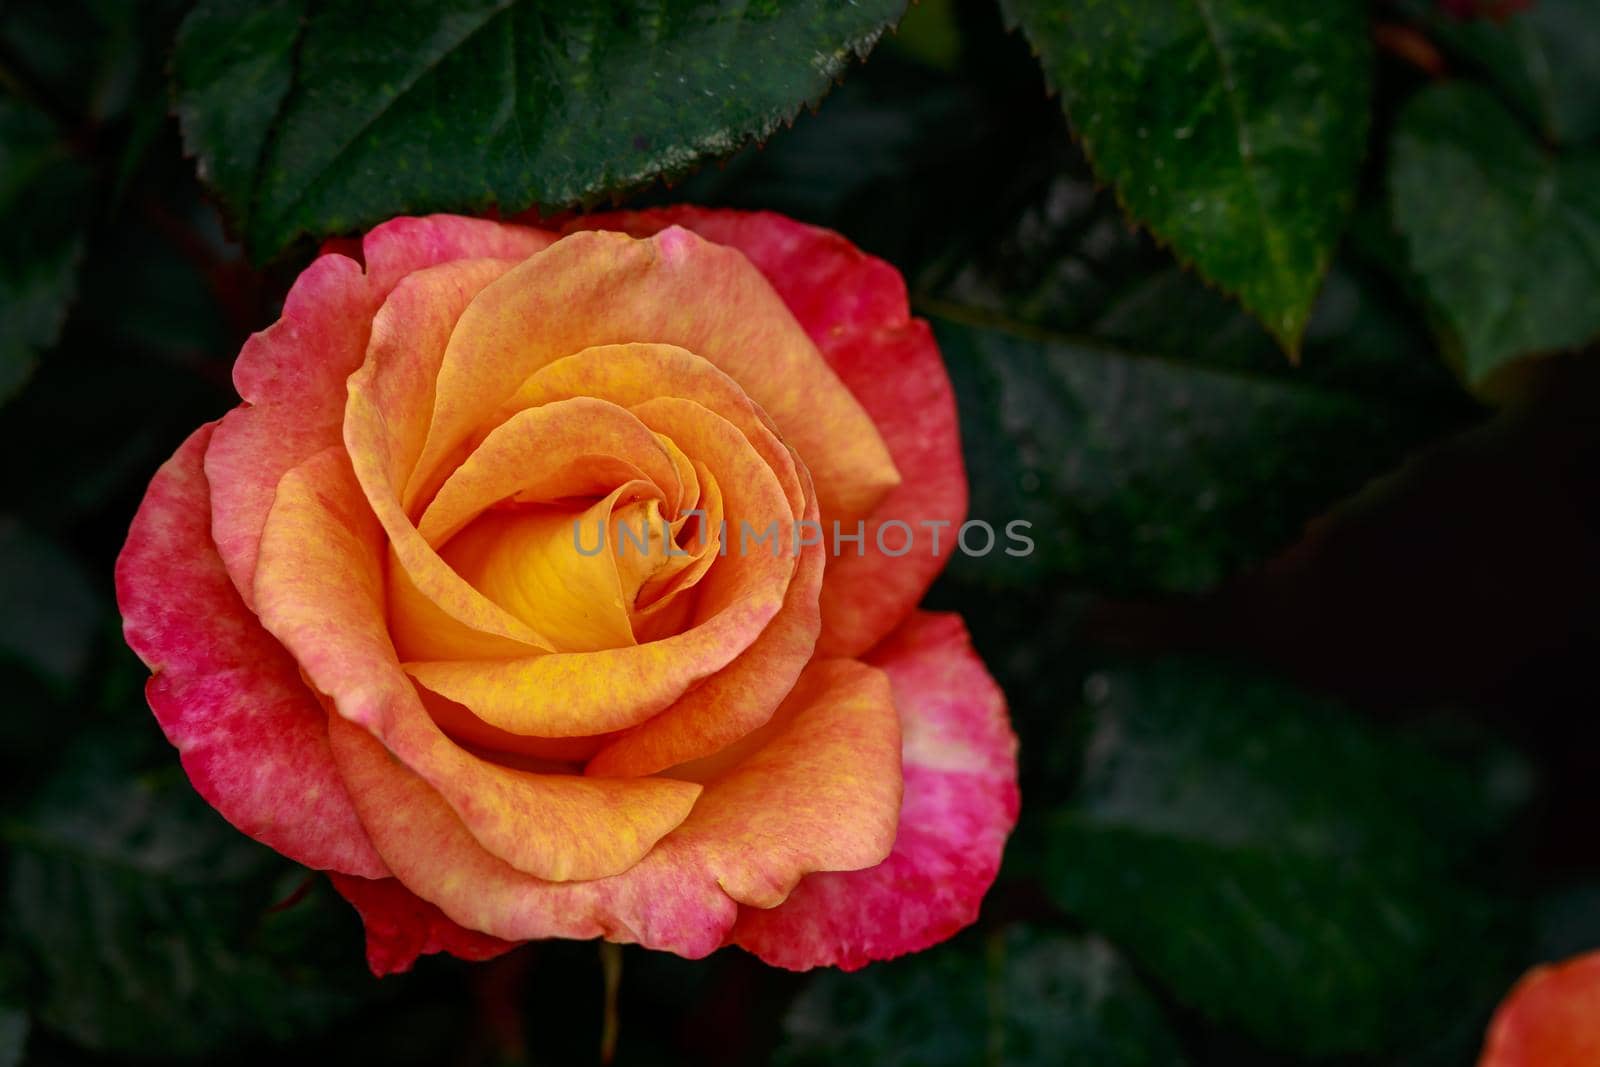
[359,214,556,296]
[730,612,1017,970]
[204,253,374,607]
[570,208,968,657]
[328,873,519,977]
[810,318,968,657]
[114,423,387,877]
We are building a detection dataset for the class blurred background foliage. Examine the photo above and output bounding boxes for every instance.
[1,0,1598,1063]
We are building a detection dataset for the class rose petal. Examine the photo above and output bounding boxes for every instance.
[419,686,617,763]
[813,319,968,657]
[205,253,374,607]
[115,423,387,877]
[350,256,526,512]
[359,214,554,296]
[661,658,903,908]
[328,872,519,977]
[730,612,1017,970]
[585,486,824,778]
[439,483,658,654]
[392,392,682,660]
[253,447,700,881]
[1480,950,1600,1067]
[484,343,798,643]
[576,208,968,657]
[343,257,564,656]
[326,658,902,955]
[627,396,799,614]
[418,396,678,548]
[347,380,553,653]
[653,431,702,522]
[409,227,898,525]
[404,398,799,737]
[495,343,804,519]
[207,217,553,610]
[403,615,749,739]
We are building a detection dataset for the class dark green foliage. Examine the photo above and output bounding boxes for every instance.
[0,98,90,404]
[777,927,1187,1067]
[1390,83,1600,387]
[937,317,1457,592]
[173,0,907,260]
[1415,0,1600,146]
[1002,0,1371,351]
[4,747,374,1057]
[1041,659,1527,1058]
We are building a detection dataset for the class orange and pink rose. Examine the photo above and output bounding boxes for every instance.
[1478,950,1600,1067]
[115,207,1018,974]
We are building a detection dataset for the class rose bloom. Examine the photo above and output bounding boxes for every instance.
[116,208,1018,974]
[1478,950,1600,1067]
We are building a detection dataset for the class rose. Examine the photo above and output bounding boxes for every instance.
[116,208,1018,974]
[1477,950,1600,1066]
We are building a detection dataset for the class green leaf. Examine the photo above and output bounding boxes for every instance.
[1041,659,1527,1058]
[919,128,1467,404]
[919,154,1473,597]
[1413,0,1600,146]
[934,315,1461,593]
[171,0,304,228]
[1001,0,1371,351]
[1391,83,1600,388]
[775,926,1187,1067]
[0,95,91,405]
[4,750,373,1056]
[173,0,906,260]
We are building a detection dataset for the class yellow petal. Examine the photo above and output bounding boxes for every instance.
[416,396,680,547]
[441,484,651,654]
[405,396,799,737]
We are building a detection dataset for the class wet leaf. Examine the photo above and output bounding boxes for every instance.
[1042,658,1527,1057]
[173,0,906,259]
[1391,82,1600,387]
[1002,0,1371,350]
